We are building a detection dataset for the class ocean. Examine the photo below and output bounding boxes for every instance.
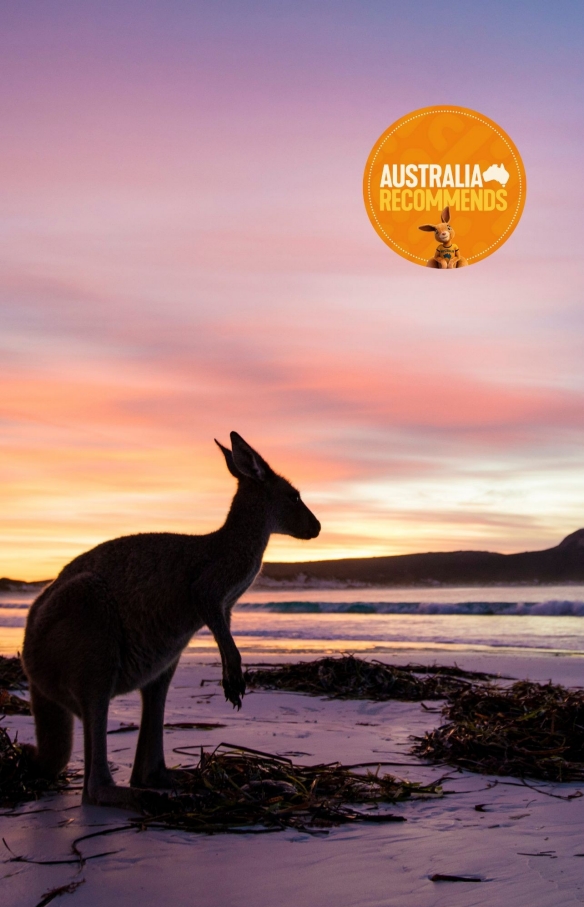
[3,584,584,657]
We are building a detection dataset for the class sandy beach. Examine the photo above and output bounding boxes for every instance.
[3,647,584,907]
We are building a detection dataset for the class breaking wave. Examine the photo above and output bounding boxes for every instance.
[236,599,584,616]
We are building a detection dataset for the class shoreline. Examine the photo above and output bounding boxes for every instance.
[5,579,584,598]
[4,627,584,661]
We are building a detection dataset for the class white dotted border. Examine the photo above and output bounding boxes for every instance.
[365,109,525,263]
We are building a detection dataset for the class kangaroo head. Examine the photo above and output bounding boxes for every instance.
[418,206,455,245]
[215,432,321,540]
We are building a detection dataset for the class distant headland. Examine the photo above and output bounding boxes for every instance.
[258,530,584,588]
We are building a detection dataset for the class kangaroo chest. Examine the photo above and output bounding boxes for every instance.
[225,569,260,606]
[436,243,458,260]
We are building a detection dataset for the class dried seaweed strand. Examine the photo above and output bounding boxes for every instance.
[34,879,85,907]
[0,727,69,807]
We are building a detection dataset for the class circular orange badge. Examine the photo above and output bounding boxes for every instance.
[363,106,526,267]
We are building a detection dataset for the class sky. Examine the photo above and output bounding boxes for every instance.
[1,1,584,579]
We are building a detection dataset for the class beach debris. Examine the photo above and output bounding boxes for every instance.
[34,879,85,907]
[0,727,441,826]
[245,655,498,701]
[430,874,483,882]
[0,727,69,807]
[0,655,30,715]
[164,721,226,730]
[0,654,27,689]
[2,835,119,866]
[517,851,557,858]
[107,721,226,735]
[415,681,584,782]
[132,743,443,833]
[249,658,584,783]
[0,689,30,715]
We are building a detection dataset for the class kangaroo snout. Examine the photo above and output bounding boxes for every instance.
[307,513,321,539]
[298,513,321,540]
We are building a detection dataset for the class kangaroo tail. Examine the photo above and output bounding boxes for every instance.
[28,684,74,779]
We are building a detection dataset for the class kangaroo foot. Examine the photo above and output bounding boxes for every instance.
[83,781,194,818]
[82,782,145,811]
[222,670,246,709]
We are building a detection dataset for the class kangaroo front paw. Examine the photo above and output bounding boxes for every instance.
[222,671,246,710]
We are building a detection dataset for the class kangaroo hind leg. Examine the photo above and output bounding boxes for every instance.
[81,692,143,809]
[130,658,180,789]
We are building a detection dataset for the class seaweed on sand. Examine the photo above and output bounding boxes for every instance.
[0,690,30,715]
[0,655,30,715]
[133,744,443,833]
[0,727,69,808]
[414,681,584,783]
[0,656,30,716]
[246,658,584,783]
[0,655,27,690]
[245,655,498,702]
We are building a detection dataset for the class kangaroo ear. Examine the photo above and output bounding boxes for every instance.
[419,224,438,232]
[215,439,241,479]
[441,206,450,223]
[230,432,270,482]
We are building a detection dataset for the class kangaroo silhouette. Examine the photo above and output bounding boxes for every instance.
[22,432,321,808]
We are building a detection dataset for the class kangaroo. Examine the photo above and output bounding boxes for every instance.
[418,206,468,268]
[22,432,321,808]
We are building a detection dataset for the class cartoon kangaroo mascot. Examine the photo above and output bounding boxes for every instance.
[419,207,468,268]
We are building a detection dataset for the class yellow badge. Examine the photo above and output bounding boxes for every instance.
[363,106,526,267]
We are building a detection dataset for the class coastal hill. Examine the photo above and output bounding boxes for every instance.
[260,529,584,587]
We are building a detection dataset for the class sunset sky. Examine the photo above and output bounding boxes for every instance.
[1,1,584,579]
